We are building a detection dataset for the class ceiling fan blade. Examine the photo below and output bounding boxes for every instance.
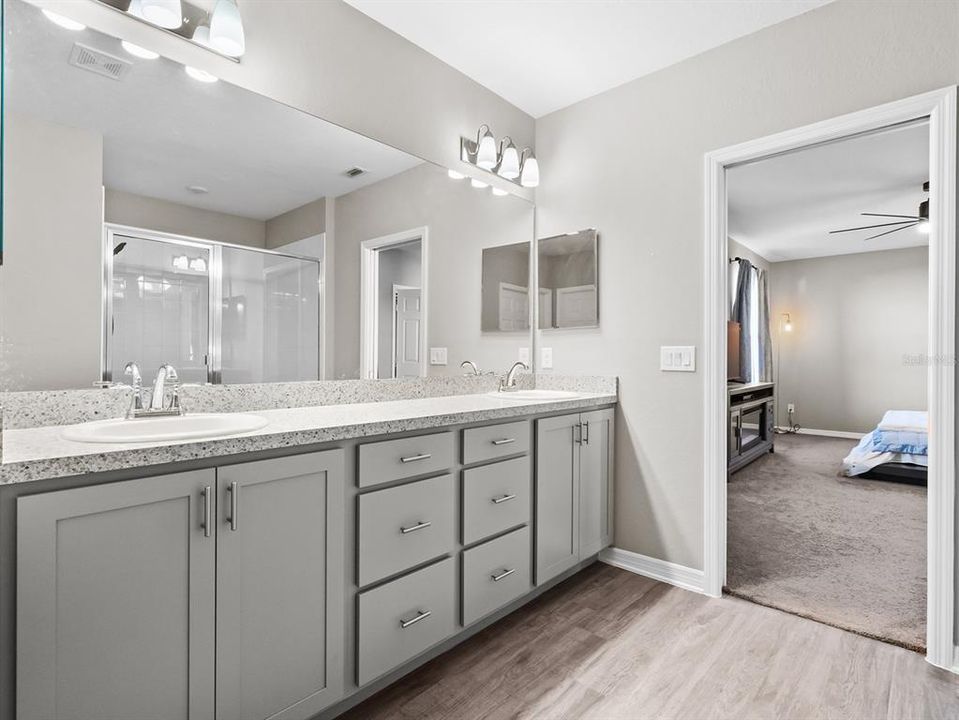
[863,222,918,241]
[861,212,921,219]
[829,220,917,234]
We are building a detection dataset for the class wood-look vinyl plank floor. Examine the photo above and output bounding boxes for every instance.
[341,564,958,720]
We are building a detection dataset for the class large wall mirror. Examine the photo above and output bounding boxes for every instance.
[538,229,598,329]
[1,0,534,391]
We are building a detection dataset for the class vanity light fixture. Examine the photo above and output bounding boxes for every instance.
[185,65,218,83]
[209,0,245,57]
[461,125,540,188]
[192,24,212,47]
[42,9,86,31]
[140,0,183,29]
[918,220,931,234]
[121,41,159,59]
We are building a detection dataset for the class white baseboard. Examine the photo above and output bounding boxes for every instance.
[777,426,863,440]
[600,547,706,594]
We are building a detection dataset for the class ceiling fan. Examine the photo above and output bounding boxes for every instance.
[829,181,930,241]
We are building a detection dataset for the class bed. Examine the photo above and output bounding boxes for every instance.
[842,410,928,485]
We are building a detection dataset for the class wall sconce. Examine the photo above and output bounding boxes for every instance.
[458,125,540,188]
[781,313,793,332]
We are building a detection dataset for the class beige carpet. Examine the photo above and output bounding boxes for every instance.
[726,433,926,652]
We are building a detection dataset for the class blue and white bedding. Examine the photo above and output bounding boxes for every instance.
[842,410,928,477]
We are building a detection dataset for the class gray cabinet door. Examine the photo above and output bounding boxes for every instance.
[535,414,580,584]
[579,408,614,557]
[216,451,344,720]
[17,469,216,720]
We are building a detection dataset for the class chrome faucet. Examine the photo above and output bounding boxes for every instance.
[149,364,182,414]
[124,362,144,419]
[461,360,481,376]
[499,361,529,392]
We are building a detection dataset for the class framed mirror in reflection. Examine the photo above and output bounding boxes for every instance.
[538,229,599,329]
[1,0,534,391]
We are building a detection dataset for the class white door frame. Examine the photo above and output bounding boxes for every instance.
[360,227,428,379]
[703,87,957,671]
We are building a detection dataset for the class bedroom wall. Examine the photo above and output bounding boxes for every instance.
[534,0,959,571]
[770,246,928,434]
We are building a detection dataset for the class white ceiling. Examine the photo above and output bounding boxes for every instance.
[728,121,930,263]
[344,0,831,118]
[6,0,422,221]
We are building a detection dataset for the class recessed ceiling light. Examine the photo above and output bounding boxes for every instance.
[185,66,218,83]
[121,41,159,59]
[42,9,86,31]
[186,185,209,194]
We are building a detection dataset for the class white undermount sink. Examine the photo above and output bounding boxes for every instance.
[61,413,269,444]
[485,389,583,401]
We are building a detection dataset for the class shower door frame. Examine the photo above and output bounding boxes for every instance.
[101,223,324,385]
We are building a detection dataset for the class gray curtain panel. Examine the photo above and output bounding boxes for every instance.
[755,268,773,382]
[730,259,753,382]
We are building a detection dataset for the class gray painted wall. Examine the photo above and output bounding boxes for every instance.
[265,198,327,250]
[534,0,959,569]
[770,247,927,434]
[105,189,267,248]
[333,163,533,379]
[1,113,103,390]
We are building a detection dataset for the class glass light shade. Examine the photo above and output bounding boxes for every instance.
[476,132,497,170]
[127,0,143,16]
[185,65,218,83]
[470,178,488,189]
[918,220,931,235]
[141,0,183,28]
[520,156,540,188]
[42,9,86,30]
[447,169,466,180]
[192,25,212,47]
[498,144,520,179]
[210,0,246,57]
[121,41,159,59]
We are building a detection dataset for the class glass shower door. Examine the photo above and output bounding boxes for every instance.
[109,235,210,383]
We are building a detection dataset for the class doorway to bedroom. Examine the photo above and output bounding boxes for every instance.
[704,88,958,664]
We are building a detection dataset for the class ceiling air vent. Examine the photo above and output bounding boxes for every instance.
[68,43,131,81]
[344,167,368,178]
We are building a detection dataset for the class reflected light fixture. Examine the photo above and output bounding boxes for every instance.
[497,138,520,179]
[447,169,466,180]
[121,40,159,59]
[185,65,218,82]
[461,125,540,188]
[42,9,86,30]
[918,220,931,235]
[209,0,246,57]
[470,178,489,189]
[140,0,183,29]
[491,187,508,197]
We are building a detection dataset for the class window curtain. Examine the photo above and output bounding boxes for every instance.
[730,258,773,383]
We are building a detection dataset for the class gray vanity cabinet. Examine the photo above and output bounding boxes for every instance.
[535,408,614,585]
[215,451,344,720]
[16,469,217,720]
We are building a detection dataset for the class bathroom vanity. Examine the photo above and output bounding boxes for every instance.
[0,389,615,720]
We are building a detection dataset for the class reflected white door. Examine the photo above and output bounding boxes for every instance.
[393,287,422,377]
[498,282,529,331]
[556,284,597,327]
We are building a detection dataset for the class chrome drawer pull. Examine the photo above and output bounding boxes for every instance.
[202,486,212,538]
[491,568,515,582]
[491,438,516,446]
[227,481,239,532]
[491,493,517,504]
[400,609,432,628]
[400,453,432,463]
[400,520,432,534]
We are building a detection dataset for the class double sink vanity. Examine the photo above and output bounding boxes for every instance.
[0,378,616,720]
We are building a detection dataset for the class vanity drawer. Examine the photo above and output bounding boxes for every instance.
[357,557,456,686]
[462,527,531,626]
[462,421,530,465]
[358,432,454,488]
[462,456,531,545]
[357,475,455,586]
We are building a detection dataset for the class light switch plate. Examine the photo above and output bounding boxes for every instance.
[541,347,553,369]
[429,347,448,365]
[660,345,695,372]
[518,347,530,365]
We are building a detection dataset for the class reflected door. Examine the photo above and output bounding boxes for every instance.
[393,287,422,377]
[110,235,210,383]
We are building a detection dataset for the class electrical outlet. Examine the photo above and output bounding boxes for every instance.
[518,347,530,365]
[787,403,796,414]
[541,347,553,369]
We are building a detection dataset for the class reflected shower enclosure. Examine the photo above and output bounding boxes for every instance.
[106,228,322,385]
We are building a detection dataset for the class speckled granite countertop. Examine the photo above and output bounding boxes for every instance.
[0,392,616,485]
